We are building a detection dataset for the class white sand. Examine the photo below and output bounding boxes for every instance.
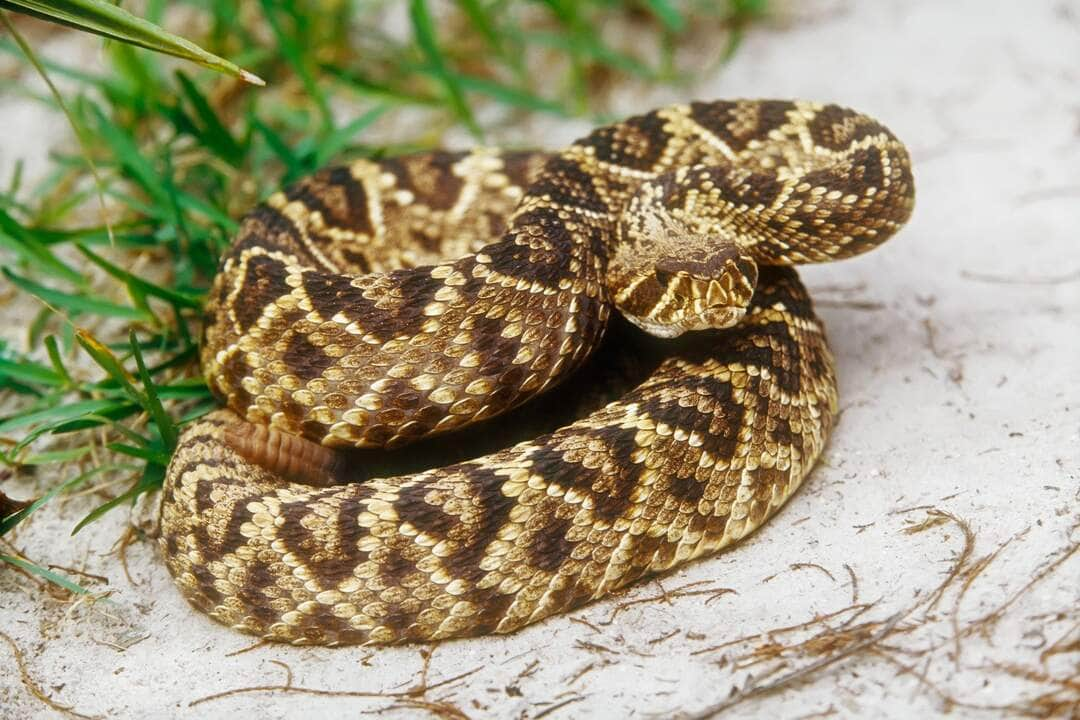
[1,1,1077,717]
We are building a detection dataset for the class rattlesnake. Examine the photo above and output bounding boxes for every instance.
[159,100,914,645]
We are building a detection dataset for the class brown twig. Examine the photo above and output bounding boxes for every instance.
[565,659,612,685]
[1040,620,1080,663]
[46,564,108,585]
[689,603,876,656]
[533,695,585,719]
[0,487,33,516]
[0,630,103,719]
[684,612,907,719]
[873,648,1080,718]
[224,640,270,657]
[648,629,679,645]
[113,525,141,587]
[574,639,619,655]
[599,580,727,624]
[189,658,480,716]
[960,535,1078,642]
[949,535,1014,664]
[789,562,836,583]
[901,509,975,616]
[843,563,860,604]
[568,616,601,634]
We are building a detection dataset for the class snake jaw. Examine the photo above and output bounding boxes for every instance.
[612,246,758,338]
[622,304,748,339]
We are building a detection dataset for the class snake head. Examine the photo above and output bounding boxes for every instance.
[612,242,759,339]
[609,167,761,338]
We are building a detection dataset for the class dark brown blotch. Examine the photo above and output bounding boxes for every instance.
[490,208,579,282]
[528,425,643,522]
[768,416,793,447]
[278,487,373,587]
[807,105,888,152]
[238,560,279,628]
[637,365,744,465]
[285,166,374,236]
[689,100,793,153]
[375,543,419,591]
[580,110,672,171]
[230,206,305,260]
[526,156,608,214]
[523,500,574,573]
[439,465,516,584]
[234,254,292,332]
[500,151,547,190]
[394,482,457,538]
[466,584,518,635]
[411,152,466,211]
[301,269,435,342]
[282,332,335,382]
[191,564,224,607]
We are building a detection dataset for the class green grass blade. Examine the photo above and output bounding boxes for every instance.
[409,0,481,138]
[73,463,163,534]
[251,116,298,163]
[0,397,122,434]
[0,11,116,246]
[0,553,89,594]
[0,0,263,84]
[0,207,84,284]
[105,420,152,448]
[85,102,168,207]
[44,335,75,387]
[527,28,656,80]
[129,330,177,450]
[27,221,145,248]
[174,70,246,166]
[448,72,567,116]
[6,156,23,195]
[642,0,686,32]
[19,445,92,465]
[47,407,139,435]
[74,329,142,403]
[454,0,503,51]
[172,189,238,231]
[0,356,63,388]
[2,267,152,322]
[106,37,162,111]
[258,0,331,130]
[106,442,169,466]
[322,64,440,107]
[313,105,389,167]
[76,244,202,310]
[1,463,137,536]
[156,385,211,401]
[178,398,217,424]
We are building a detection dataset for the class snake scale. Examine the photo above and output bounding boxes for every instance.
[159,100,914,645]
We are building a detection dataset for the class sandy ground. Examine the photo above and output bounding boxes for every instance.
[2,0,1078,718]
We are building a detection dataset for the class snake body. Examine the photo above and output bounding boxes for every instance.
[160,100,914,645]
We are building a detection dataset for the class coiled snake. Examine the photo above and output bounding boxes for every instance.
[159,100,914,645]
